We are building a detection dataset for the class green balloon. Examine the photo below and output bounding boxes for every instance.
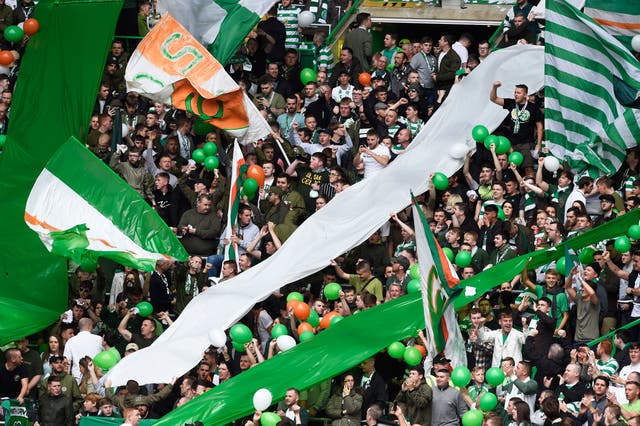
[243,178,259,194]
[324,282,341,300]
[0,134,6,147]
[451,365,471,387]
[271,324,288,339]
[261,412,281,426]
[93,350,117,370]
[204,155,219,171]
[508,151,523,166]
[192,148,206,163]
[615,236,632,253]
[484,134,498,150]
[432,172,449,191]
[496,136,511,154]
[455,251,472,268]
[407,278,421,294]
[193,120,215,135]
[108,347,122,363]
[555,257,567,276]
[299,330,315,342]
[442,247,454,262]
[471,125,489,142]
[409,264,420,280]
[330,315,343,326]
[403,346,422,366]
[462,409,484,426]
[579,247,595,264]
[286,292,304,302]
[203,141,218,156]
[4,25,24,43]
[628,224,640,240]
[136,301,153,317]
[388,342,406,359]
[485,367,505,386]
[232,341,246,352]
[307,309,320,327]
[479,392,498,411]
[230,323,253,344]
[300,68,317,85]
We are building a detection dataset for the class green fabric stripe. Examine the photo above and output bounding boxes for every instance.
[545,52,618,113]
[0,0,123,345]
[207,3,259,66]
[155,294,426,425]
[44,138,187,266]
[545,85,609,126]
[547,4,640,83]
[454,209,640,309]
[545,108,595,141]
[585,0,640,16]
[623,109,640,142]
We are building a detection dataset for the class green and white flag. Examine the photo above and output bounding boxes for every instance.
[545,0,640,175]
[25,138,188,272]
[157,0,279,66]
[585,0,640,52]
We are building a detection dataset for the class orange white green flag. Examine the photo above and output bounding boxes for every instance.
[125,13,270,144]
[411,193,466,372]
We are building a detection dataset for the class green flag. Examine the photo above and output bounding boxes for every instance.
[0,0,124,344]
[545,0,640,175]
[585,0,640,52]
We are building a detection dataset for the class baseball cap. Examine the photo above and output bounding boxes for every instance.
[317,127,333,136]
[106,55,118,65]
[125,343,139,352]
[268,187,283,196]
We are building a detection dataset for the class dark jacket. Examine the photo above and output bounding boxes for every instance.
[435,49,461,91]
[39,393,74,426]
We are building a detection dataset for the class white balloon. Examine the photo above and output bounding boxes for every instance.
[449,143,469,159]
[121,123,130,137]
[543,156,560,172]
[632,35,640,53]
[276,335,296,351]
[298,11,314,28]
[17,22,23,30]
[208,328,227,347]
[253,388,273,411]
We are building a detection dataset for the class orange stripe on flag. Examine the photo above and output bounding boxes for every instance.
[594,17,640,30]
[24,212,62,232]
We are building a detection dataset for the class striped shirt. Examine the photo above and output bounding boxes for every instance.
[596,357,619,377]
[277,5,301,49]
[314,44,334,76]
[406,119,424,137]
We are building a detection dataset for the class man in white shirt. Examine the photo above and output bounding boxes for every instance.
[477,311,527,367]
[353,129,390,179]
[63,318,103,384]
[451,33,473,68]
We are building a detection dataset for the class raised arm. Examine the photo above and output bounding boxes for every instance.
[117,309,134,341]
[535,157,551,192]
[329,259,351,281]
[489,81,505,107]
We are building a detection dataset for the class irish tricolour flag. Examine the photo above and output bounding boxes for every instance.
[24,138,188,272]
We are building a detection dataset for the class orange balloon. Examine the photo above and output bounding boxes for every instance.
[297,322,314,335]
[0,51,13,66]
[414,344,427,358]
[286,300,301,312]
[319,311,339,329]
[247,164,265,187]
[358,72,371,87]
[293,302,311,321]
[23,18,39,36]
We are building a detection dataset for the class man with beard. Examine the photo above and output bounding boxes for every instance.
[110,147,154,203]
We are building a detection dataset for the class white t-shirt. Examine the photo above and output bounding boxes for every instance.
[362,144,390,178]
[452,41,469,65]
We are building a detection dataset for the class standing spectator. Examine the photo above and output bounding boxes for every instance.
[38,376,74,426]
[431,369,468,426]
[326,374,363,426]
[477,311,527,367]
[410,36,437,104]
[311,31,334,78]
[178,193,222,256]
[478,40,491,62]
[432,34,461,102]
[343,13,372,70]
[0,348,28,404]
[277,388,309,426]
[256,5,286,67]
[395,366,432,426]
[357,357,388,419]
[329,48,364,89]
[149,260,176,314]
[63,318,103,384]
[566,266,601,345]
[489,80,543,174]
[13,337,43,400]
[380,33,399,65]
[277,0,302,49]
[353,129,390,179]
[452,33,473,68]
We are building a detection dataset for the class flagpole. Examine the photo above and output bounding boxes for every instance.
[271,133,292,167]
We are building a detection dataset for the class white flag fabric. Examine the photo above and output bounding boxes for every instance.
[107,46,544,386]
